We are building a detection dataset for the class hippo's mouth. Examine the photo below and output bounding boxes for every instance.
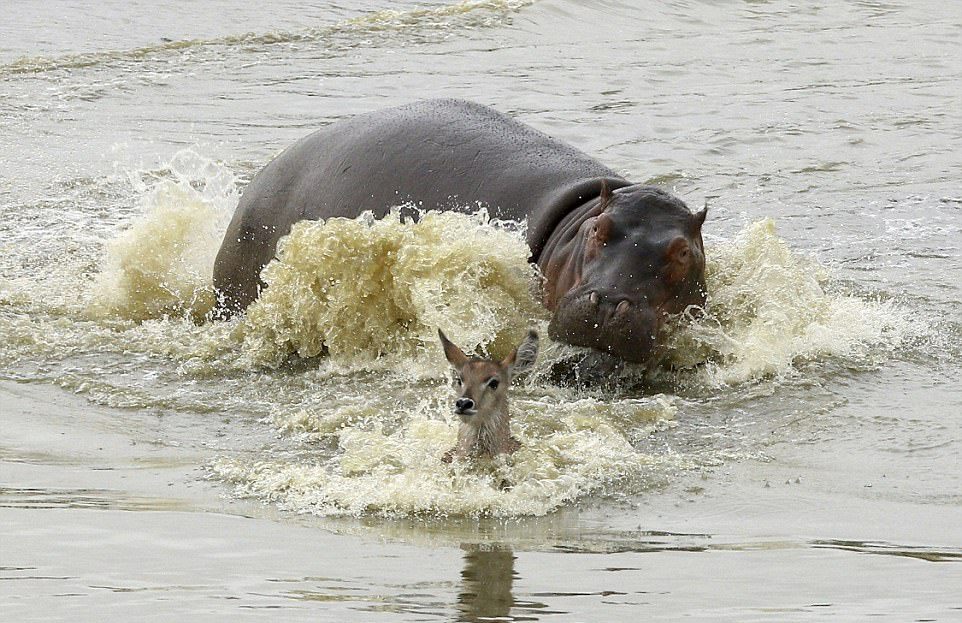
[548,290,662,365]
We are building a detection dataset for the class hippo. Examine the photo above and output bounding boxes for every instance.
[213,99,707,364]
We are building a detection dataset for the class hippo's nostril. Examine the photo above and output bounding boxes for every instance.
[615,300,631,316]
[455,398,475,413]
[589,291,599,305]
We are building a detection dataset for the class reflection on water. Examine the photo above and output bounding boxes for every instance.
[813,539,962,564]
[450,536,962,622]
[457,544,580,621]
[457,545,518,622]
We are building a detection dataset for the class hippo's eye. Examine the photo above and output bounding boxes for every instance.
[488,378,500,390]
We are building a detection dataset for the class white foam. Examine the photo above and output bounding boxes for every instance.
[665,219,920,385]
[87,150,237,321]
[213,390,678,517]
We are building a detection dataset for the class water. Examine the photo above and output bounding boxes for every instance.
[2,0,961,620]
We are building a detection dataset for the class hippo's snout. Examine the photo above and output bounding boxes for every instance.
[548,289,661,364]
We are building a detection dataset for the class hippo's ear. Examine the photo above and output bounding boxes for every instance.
[599,180,614,212]
[692,205,708,230]
[438,329,469,368]
[502,330,539,381]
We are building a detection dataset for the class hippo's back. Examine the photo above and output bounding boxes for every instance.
[213,99,625,311]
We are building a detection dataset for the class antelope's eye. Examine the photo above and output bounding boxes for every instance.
[453,375,462,387]
[487,378,500,390]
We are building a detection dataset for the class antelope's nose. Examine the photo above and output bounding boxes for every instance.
[455,398,475,414]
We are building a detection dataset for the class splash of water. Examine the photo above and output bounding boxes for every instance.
[236,210,546,370]
[87,150,237,322]
[664,219,919,385]
[77,154,916,386]
[213,390,678,517]
[3,155,927,518]
[71,164,920,389]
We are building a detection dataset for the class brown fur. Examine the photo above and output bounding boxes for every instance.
[438,330,539,463]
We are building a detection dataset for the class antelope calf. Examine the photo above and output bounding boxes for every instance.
[438,329,539,463]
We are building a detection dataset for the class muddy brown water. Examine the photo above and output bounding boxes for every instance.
[1,1,961,620]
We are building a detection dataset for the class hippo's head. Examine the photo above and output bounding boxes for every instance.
[544,185,707,365]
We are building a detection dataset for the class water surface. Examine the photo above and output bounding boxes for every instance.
[2,0,961,620]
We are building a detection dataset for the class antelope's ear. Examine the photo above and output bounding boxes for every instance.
[502,330,539,381]
[438,329,469,368]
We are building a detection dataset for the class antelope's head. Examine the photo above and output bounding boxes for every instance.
[438,329,539,423]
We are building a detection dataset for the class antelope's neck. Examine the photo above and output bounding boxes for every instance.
[477,402,510,441]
